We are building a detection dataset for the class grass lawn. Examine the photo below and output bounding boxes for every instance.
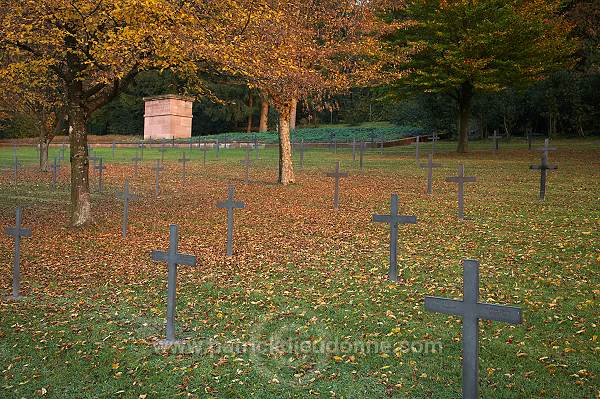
[0,138,598,398]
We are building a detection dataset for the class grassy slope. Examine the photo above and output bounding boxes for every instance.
[0,137,598,398]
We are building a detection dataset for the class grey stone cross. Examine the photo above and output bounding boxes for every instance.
[420,154,442,194]
[151,224,197,344]
[51,157,60,190]
[537,138,556,159]
[154,160,164,197]
[118,179,137,238]
[530,152,557,200]
[446,164,477,219]
[299,138,305,169]
[159,142,168,163]
[5,207,32,299]
[430,134,440,154]
[415,135,421,165]
[131,153,142,178]
[372,193,417,282]
[253,135,260,160]
[178,152,190,178]
[12,155,20,183]
[217,186,245,256]
[425,259,522,399]
[94,157,107,193]
[489,130,501,152]
[359,141,366,170]
[326,161,348,209]
[333,133,338,154]
[240,147,253,183]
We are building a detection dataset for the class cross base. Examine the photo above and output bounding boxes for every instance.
[5,294,25,302]
[154,338,186,351]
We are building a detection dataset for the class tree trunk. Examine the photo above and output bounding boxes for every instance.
[278,104,295,185]
[457,81,474,153]
[259,100,269,132]
[39,132,50,172]
[289,98,298,131]
[246,93,253,133]
[69,107,92,227]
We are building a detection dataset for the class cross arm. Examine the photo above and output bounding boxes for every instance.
[477,303,522,324]
[151,250,168,262]
[233,201,245,209]
[425,297,464,316]
[398,216,417,224]
[176,254,197,267]
[5,227,32,237]
[372,214,391,223]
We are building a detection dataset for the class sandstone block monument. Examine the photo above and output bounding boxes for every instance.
[144,94,193,140]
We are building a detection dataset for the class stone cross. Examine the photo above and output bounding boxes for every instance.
[359,141,365,170]
[489,130,501,152]
[430,134,440,154]
[530,153,557,200]
[151,224,197,344]
[425,259,522,399]
[415,136,421,165]
[253,135,260,160]
[299,138,305,169]
[217,186,245,256]
[420,154,442,194]
[132,153,142,178]
[240,147,252,183]
[446,164,477,219]
[5,207,32,299]
[154,160,164,197]
[537,138,556,160]
[159,142,168,163]
[178,152,190,178]
[94,157,107,193]
[326,161,348,209]
[51,157,59,190]
[333,133,337,154]
[372,193,417,282]
[88,153,99,168]
[118,179,137,238]
[12,155,19,184]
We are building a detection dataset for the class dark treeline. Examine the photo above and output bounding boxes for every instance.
[2,69,598,139]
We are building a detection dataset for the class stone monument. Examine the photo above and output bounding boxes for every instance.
[143,94,194,140]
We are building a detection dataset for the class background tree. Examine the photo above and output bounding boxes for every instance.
[0,57,64,171]
[236,0,387,184]
[384,0,577,152]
